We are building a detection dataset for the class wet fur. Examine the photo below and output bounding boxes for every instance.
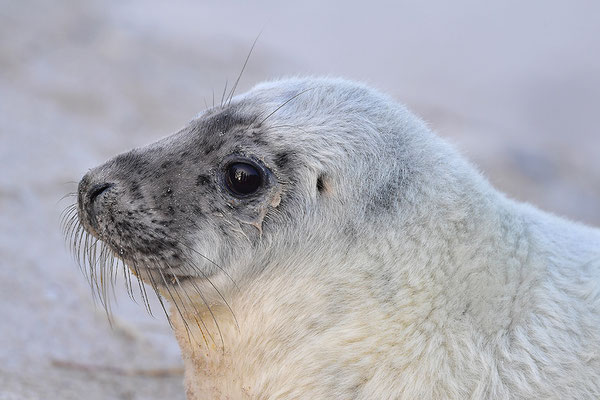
[68,77,600,399]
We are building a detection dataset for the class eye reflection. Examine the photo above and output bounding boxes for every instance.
[225,162,262,196]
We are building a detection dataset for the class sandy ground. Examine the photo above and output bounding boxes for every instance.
[0,1,598,399]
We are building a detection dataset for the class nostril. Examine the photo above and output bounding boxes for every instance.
[88,183,114,204]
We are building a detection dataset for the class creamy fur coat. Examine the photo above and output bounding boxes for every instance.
[87,77,600,399]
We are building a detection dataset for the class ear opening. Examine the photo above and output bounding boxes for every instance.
[316,174,327,194]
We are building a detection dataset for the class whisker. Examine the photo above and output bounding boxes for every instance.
[164,262,215,349]
[157,268,192,338]
[182,278,218,347]
[182,254,239,331]
[131,259,155,317]
[227,32,261,106]
[266,123,311,135]
[60,202,77,219]
[170,233,238,290]
[62,212,78,237]
[182,263,229,347]
[258,88,315,125]
[74,226,87,271]
[146,272,172,328]
[220,79,228,108]
[69,217,82,249]
[152,232,238,331]
[63,210,78,231]
[60,207,77,230]
[122,259,137,303]
[58,192,78,204]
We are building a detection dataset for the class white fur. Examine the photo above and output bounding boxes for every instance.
[162,78,600,399]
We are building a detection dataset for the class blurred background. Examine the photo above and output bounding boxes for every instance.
[1,0,598,398]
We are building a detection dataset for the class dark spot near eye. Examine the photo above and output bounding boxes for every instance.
[317,174,326,194]
[167,206,175,215]
[274,152,292,169]
[201,107,252,134]
[196,174,211,186]
[161,161,171,169]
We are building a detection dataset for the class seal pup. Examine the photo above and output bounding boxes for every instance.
[69,77,600,399]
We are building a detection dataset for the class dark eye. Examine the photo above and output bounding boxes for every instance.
[225,162,262,196]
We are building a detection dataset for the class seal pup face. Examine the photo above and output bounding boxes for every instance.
[73,107,282,297]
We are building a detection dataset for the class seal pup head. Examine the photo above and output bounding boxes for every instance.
[70,76,475,334]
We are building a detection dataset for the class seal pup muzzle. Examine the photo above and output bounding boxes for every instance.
[67,77,600,399]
